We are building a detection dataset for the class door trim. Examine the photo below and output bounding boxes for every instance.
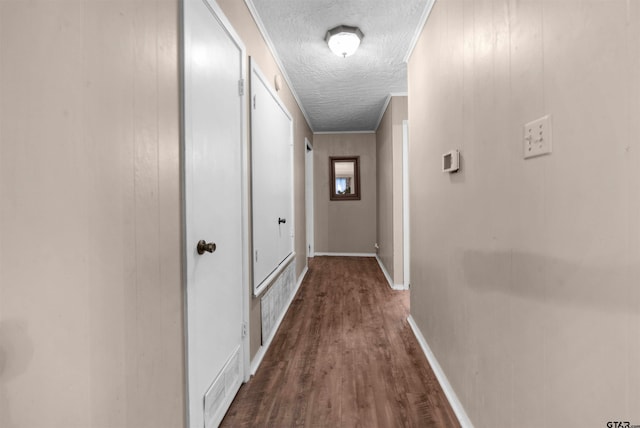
[305,137,314,260]
[402,120,410,289]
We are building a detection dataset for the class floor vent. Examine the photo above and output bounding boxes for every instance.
[203,346,241,428]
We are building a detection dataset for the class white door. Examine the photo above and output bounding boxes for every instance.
[184,1,248,427]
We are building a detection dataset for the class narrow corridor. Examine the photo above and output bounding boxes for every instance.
[222,256,459,427]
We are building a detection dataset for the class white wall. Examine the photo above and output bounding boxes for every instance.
[0,1,184,427]
[408,1,640,426]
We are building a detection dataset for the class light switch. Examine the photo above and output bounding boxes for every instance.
[523,115,552,159]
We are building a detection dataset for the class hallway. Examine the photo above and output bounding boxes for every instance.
[221,256,459,427]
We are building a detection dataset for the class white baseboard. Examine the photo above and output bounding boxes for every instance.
[314,252,376,257]
[249,344,267,376]
[375,255,407,290]
[407,315,474,428]
[250,265,308,375]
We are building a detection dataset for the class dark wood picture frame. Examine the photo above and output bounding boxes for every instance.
[329,156,361,201]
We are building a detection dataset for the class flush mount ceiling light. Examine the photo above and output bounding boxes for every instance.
[325,25,364,58]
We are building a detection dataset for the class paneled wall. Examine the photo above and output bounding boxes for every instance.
[376,96,408,286]
[0,0,315,425]
[408,1,640,426]
[313,133,377,254]
[0,1,184,427]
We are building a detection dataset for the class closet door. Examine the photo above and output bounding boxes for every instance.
[250,60,293,294]
[183,0,248,426]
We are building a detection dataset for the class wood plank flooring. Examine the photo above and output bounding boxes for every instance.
[221,256,460,428]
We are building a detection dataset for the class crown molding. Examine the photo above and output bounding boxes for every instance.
[403,0,437,63]
[373,92,409,132]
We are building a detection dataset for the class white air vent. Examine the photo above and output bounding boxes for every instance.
[261,260,296,343]
[203,378,224,427]
[225,350,240,393]
[203,346,242,428]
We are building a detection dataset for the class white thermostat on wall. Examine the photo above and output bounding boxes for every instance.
[442,150,460,173]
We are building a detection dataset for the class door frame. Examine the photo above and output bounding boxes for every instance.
[181,0,251,426]
[305,137,314,260]
[402,120,410,289]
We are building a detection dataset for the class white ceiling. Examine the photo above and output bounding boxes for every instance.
[246,0,431,133]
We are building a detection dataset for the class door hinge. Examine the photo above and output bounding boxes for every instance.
[255,250,258,262]
[242,322,247,338]
[253,95,256,109]
[238,79,244,96]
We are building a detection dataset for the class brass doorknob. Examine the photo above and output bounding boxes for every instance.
[197,240,217,255]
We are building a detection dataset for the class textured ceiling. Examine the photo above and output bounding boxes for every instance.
[247,0,429,133]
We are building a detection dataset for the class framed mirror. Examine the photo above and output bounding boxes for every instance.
[330,156,360,201]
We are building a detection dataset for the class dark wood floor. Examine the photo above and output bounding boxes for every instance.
[221,256,460,428]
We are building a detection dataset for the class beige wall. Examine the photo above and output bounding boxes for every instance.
[313,133,377,253]
[376,104,394,276]
[408,1,640,427]
[0,1,184,427]
[376,96,407,285]
[0,0,313,425]
[216,0,313,360]
[391,98,407,285]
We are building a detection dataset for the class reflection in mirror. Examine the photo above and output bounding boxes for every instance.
[335,161,354,195]
[330,156,360,200]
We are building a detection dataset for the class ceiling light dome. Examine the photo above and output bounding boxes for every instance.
[325,25,364,58]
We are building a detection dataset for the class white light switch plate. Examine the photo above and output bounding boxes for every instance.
[523,115,552,159]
